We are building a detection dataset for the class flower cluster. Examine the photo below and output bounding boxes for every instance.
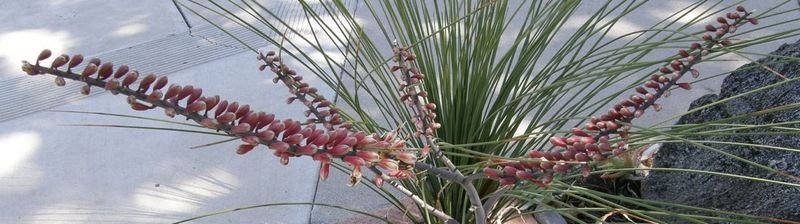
[257,51,349,130]
[391,48,441,139]
[482,7,756,188]
[21,52,418,186]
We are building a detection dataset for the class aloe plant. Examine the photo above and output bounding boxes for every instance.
[19,0,800,223]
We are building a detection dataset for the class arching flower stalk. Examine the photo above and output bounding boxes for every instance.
[21,55,416,187]
[257,51,349,130]
[482,7,756,188]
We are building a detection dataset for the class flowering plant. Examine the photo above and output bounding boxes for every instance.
[19,1,800,223]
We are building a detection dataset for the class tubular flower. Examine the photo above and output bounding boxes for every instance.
[21,52,419,186]
[483,7,756,188]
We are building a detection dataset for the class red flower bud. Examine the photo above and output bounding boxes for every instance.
[98,62,114,80]
[37,49,52,62]
[121,71,140,88]
[138,74,157,92]
[113,65,129,79]
[153,76,168,90]
[177,85,194,100]
[81,63,98,80]
[51,55,67,68]
[68,54,84,69]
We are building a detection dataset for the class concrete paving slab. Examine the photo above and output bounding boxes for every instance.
[0,0,188,80]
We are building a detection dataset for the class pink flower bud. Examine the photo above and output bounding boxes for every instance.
[395,152,417,164]
[571,128,589,137]
[540,162,554,170]
[198,118,217,128]
[378,159,399,171]
[235,104,250,118]
[121,72,139,87]
[177,85,193,100]
[528,150,543,158]
[237,136,258,146]
[185,100,206,113]
[319,161,330,180]
[81,63,98,80]
[269,142,290,152]
[256,130,275,141]
[328,144,350,156]
[150,76,168,91]
[312,133,329,146]
[146,89,163,102]
[187,88,203,104]
[237,144,256,155]
[499,178,516,186]
[276,152,291,166]
[230,123,252,134]
[549,136,567,147]
[575,153,589,162]
[425,103,437,110]
[356,151,380,162]
[283,133,303,144]
[215,112,236,124]
[553,164,570,173]
[503,166,518,176]
[483,168,500,179]
[130,102,150,111]
[88,58,101,66]
[748,18,758,25]
[705,24,716,32]
[164,84,181,100]
[296,145,318,155]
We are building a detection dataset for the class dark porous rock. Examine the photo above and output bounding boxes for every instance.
[640,39,800,223]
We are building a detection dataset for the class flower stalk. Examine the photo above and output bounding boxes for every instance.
[481,8,756,188]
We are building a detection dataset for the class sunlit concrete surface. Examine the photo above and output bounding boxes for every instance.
[0,1,798,224]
